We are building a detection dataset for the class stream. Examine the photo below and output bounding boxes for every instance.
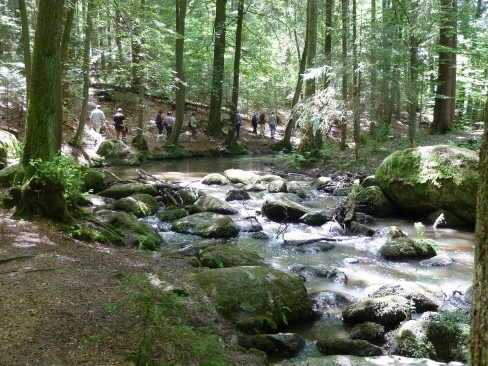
[105,155,474,363]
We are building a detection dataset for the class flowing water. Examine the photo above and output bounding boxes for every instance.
[105,155,475,362]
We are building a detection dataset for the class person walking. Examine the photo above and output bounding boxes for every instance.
[113,108,127,141]
[235,110,243,139]
[89,105,106,133]
[268,111,277,139]
[251,113,258,135]
[164,112,174,140]
[258,112,266,137]
[155,109,164,140]
[189,112,197,141]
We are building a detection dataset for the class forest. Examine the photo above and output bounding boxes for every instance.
[0,0,488,365]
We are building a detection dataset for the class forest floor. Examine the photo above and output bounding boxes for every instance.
[0,92,483,365]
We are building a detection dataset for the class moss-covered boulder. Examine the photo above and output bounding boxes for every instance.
[355,186,397,217]
[375,145,478,224]
[379,237,437,261]
[172,212,239,238]
[201,173,230,185]
[157,207,188,222]
[286,181,311,198]
[0,129,21,168]
[0,163,18,187]
[80,166,106,193]
[391,310,469,362]
[225,189,251,201]
[96,139,140,166]
[184,243,265,268]
[192,266,313,334]
[268,179,287,193]
[309,290,355,311]
[316,338,384,357]
[98,182,157,199]
[350,322,386,345]
[113,193,159,218]
[224,169,261,184]
[298,209,335,226]
[262,193,312,222]
[369,282,442,313]
[194,195,238,214]
[94,210,161,250]
[426,209,466,229]
[237,333,306,357]
[176,187,202,205]
[290,264,348,284]
[342,295,411,329]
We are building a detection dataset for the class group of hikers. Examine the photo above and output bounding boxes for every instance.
[89,104,281,142]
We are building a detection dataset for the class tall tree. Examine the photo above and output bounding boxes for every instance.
[431,0,457,134]
[304,0,317,98]
[352,0,360,159]
[13,0,71,223]
[469,94,488,365]
[324,0,333,89]
[18,0,31,107]
[339,0,349,151]
[168,0,188,145]
[208,0,228,138]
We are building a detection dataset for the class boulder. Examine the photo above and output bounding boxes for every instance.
[368,282,442,312]
[225,189,251,201]
[391,310,469,363]
[375,145,478,224]
[237,333,306,357]
[96,139,140,166]
[224,169,261,184]
[182,243,265,268]
[191,266,313,334]
[113,193,159,218]
[261,193,312,222]
[298,209,334,226]
[355,186,397,217]
[309,290,355,311]
[80,166,106,193]
[98,182,157,199]
[0,163,18,188]
[286,181,311,198]
[268,179,287,193]
[420,253,454,267]
[426,210,466,229]
[157,207,188,222]
[260,174,283,182]
[94,210,161,250]
[373,226,407,240]
[0,129,21,167]
[201,173,230,185]
[311,176,335,192]
[316,338,383,357]
[194,195,238,214]
[234,217,263,232]
[350,322,386,345]
[349,221,376,236]
[342,295,411,329]
[290,264,348,284]
[379,237,437,260]
[177,187,203,205]
[323,221,346,236]
[360,175,376,188]
[171,212,239,238]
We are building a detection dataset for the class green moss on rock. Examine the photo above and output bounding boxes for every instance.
[113,193,159,218]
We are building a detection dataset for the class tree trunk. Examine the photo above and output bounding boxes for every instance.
[15,0,72,223]
[352,0,360,160]
[224,0,244,151]
[168,0,188,145]
[431,0,457,134]
[408,34,419,148]
[469,94,488,365]
[70,0,93,148]
[340,0,348,151]
[304,0,317,98]
[208,0,228,138]
[324,0,333,89]
[18,0,31,108]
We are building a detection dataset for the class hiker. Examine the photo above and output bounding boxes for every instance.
[258,112,266,137]
[164,112,174,140]
[155,109,164,140]
[113,108,127,141]
[235,111,243,138]
[251,113,258,135]
[189,112,197,141]
[89,105,106,133]
[268,111,277,139]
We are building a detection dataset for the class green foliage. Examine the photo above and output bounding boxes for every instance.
[458,137,482,151]
[29,156,86,205]
[108,276,225,366]
[214,296,240,318]
[414,222,439,250]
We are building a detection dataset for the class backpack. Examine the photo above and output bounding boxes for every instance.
[155,114,162,125]
[188,120,192,129]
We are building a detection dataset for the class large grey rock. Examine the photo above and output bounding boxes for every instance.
[96,139,140,166]
[291,264,348,284]
[0,129,21,167]
[261,193,312,222]
[286,181,311,198]
[171,212,239,238]
[201,173,230,185]
[342,295,411,329]
[350,321,386,345]
[225,189,251,201]
[268,179,287,193]
[191,266,314,334]
[298,209,334,226]
[180,243,265,268]
[177,187,203,205]
[309,290,355,311]
[0,163,18,187]
[420,253,454,267]
[224,168,261,184]
[368,282,442,312]
[375,145,478,224]
[237,333,306,357]
[195,195,238,214]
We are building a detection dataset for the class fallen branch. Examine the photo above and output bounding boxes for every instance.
[0,255,35,265]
